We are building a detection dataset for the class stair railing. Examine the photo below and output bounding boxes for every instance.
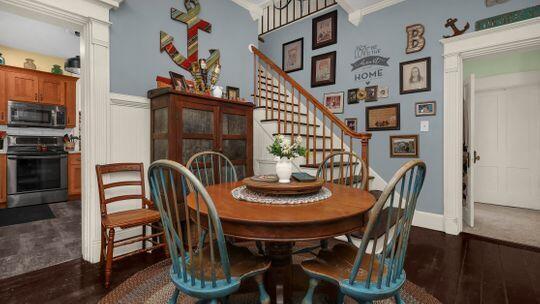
[250,45,372,184]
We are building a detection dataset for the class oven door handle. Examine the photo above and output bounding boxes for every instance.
[8,155,67,160]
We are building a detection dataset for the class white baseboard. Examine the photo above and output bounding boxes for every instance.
[412,211,444,232]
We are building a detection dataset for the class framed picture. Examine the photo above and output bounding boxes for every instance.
[356,88,366,101]
[282,38,304,73]
[400,57,431,94]
[347,88,359,104]
[311,51,336,87]
[226,86,240,100]
[365,85,378,102]
[365,103,400,131]
[390,135,419,158]
[312,10,337,50]
[415,101,436,116]
[378,86,389,98]
[323,91,344,114]
[345,118,357,132]
[185,79,196,93]
[169,71,187,91]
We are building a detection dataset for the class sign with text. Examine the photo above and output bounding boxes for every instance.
[351,44,389,85]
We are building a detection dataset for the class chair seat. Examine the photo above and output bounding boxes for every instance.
[102,208,161,229]
[185,242,271,281]
[301,242,387,284]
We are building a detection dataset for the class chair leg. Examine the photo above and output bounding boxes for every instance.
[320,239,329,251]
[168,287,180,304]
[301,278,319,304]
[100,226,106,264]
[104,228,115,288]
[254,274,270,304]
[142,224,146,250]
[394,292,404,304]
[336,291,345,304]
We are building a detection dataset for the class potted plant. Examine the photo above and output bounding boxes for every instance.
[267,134,306,183]
[63,134,80,151]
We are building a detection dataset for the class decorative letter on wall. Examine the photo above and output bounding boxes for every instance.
[406,24,425,54]
[160,0,220,72]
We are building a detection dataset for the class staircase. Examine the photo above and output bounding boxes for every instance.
[249,45,374,188]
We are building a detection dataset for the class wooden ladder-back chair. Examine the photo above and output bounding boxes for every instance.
[148,160,271,304]
[301,160,426,304]
[95,163,167,288]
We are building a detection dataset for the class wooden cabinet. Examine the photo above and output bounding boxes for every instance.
[0,65,79,125]
[39,76,65,105]
[0,154,6,205]
[65,80,77,128]
[68,153,81,199]
[7,71,39,103]
[149,88,254,179]
[0,70,6,124]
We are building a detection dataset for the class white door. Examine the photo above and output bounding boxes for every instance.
[474,75,540,210]
[463,74,475,227]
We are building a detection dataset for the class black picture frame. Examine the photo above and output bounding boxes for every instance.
[365,85,378,102]
[365,103,401,131]
[226,86,240,100]
[312,10,338,50]
[169,71,187,91]
[282,38,304,73]
[347,88,359,104]
[311,51,336,88]
[400,57,431,95]
[345,118,357,132]
[390,135,419,158]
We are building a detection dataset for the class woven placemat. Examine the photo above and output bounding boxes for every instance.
[231,185,332,205]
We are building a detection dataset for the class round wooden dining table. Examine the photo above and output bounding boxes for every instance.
[187,181,376,304]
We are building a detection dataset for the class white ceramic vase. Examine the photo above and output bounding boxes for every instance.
[276,157,293,183]
[212,86,223,98]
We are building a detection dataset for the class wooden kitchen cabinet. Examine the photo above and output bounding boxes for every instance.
[68,153,81,200]
[0,70,6,124]
[65,80,77,128]
[39,76,65,105]
[0,154,6,205]
[6,71,39,103]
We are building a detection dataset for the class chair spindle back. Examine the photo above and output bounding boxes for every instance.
[148,160,232,288]
[316,151,368,190]
[349,160,426,289]
[186,151,238,188]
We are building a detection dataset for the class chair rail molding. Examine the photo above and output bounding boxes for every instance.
[0,0,123,263]
[440,17,540,235]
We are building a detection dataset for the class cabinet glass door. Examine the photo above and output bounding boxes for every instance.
[180,104,218,164]
[221,111,249,179]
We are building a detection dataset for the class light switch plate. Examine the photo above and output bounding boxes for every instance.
[420,121,429,132]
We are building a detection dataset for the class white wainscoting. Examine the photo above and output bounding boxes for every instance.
[97,93,151,257]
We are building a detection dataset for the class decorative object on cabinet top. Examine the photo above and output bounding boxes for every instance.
[0,64,79,80]
[51,64,63,75]
[23,58,36,70]
[147,87,254,107]
[0,53,5,65]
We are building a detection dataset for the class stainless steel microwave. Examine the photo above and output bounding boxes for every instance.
[7,101,66,128]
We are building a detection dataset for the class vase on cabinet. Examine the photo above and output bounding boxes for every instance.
[24,58,36,70]
[276,158,293,183]
[0,53,5,65]
[51,64,63,75]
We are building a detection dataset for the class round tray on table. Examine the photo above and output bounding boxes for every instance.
[242,177,324,196]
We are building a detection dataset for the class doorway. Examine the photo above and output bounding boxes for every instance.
[462,52,540,247]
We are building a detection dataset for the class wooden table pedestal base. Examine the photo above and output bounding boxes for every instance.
[264,242,294,304]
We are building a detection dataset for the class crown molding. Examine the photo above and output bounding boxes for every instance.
[339,0,405,26]
[96,0,123,9]
[231,0,265,20]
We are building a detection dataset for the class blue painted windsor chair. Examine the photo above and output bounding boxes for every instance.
[148,160,271,304]
[300,160,426,304]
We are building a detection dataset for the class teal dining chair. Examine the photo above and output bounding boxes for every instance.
[300,160,426,304]
[148,160,271,304]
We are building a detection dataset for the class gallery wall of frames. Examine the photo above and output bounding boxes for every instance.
[260,0,538,215]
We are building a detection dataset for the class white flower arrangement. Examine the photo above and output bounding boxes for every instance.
[267,134,306,159]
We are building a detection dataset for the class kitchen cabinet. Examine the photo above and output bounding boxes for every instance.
[39,76,65,105]
[148,88,254,179]
[68,153,81,200]
[0,154,6,205]
[65,80,77,128]
[0,70,6,124]
[6,71,39,103]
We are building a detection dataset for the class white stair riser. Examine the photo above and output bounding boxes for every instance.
[255,109,309,124]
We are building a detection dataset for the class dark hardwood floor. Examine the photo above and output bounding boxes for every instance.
[0,227,538,304]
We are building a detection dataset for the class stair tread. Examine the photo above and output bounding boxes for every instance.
[257,87,289,97]
[254,106,307,116]
[260,119,320,127]
[273,132,331,139]
[252,95,299,106]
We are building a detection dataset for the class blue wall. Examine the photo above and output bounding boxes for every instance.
[260,0,537,214]
[110,0,258,97]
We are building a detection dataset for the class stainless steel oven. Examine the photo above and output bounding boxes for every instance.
[7,136,68,208]
[8,101,66,129]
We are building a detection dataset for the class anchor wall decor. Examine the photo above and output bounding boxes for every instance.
[160,0,220,72]
[443,18,470,38]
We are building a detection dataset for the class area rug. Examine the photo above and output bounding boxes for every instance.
[100,258,441,304]
[0,204,55,227]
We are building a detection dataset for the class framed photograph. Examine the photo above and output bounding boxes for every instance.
[378,86,389,98]
[345,118,357,132]
[415,101,436,116]
[323,91,344,114]
[226,86,240,100]
[185,79,196,93]
[390,135,419,158]
[400,57,431,94]
[312,10,337,50]
[356,88,366,101]
[282,38,304,73]
[365,103,400,131]
[365,85,378,102]
[311,51,336,87]
[347,88,359,104]
[169,71,187,91]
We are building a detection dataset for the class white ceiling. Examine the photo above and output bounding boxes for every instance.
[0,10,80,59]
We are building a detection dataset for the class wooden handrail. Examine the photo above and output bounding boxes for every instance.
[250,45,372,141]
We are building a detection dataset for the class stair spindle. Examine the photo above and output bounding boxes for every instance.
[290,85,294,138]
[306,102,310,165]
[322,115,326,162]
[264,63,269,119]
[312,105,316,165]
